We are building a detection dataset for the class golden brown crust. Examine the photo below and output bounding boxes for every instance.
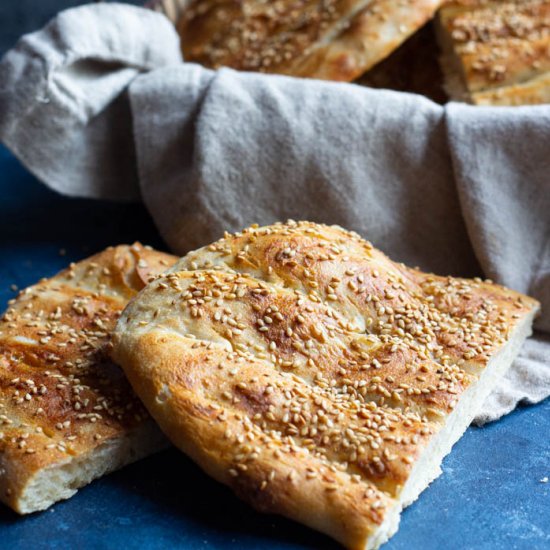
[0,243,177,513]
[113,221,539,549]
[438,0,550,105]
[178,0,444,82]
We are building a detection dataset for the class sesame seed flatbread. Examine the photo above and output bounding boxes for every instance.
[177,0,444,82]
[0,244,177,514]
[437,0,550,105]
[113,221,539,549]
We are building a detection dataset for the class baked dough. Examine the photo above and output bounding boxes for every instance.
[0,244,177,514]
[113,222,539,549]
[177,0,445,81]
[437,0,550,105]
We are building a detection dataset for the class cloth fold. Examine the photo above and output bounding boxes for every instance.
[0,3,548,425]
[0,3,182,200]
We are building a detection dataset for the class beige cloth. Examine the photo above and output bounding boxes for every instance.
[0,4,548,425]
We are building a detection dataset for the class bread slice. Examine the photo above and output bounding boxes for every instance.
[113,221,539,549]
[177,0,444,82]
[0,244,177,514]
[436,0,550,105]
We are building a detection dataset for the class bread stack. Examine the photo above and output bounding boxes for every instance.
[1,222,539,549]
[150,0,550,105]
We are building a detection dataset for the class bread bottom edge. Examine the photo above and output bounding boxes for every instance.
[13,421,169,515]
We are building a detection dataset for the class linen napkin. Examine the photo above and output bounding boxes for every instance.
[0,3,548,425]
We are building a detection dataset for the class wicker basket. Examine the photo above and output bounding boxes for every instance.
[146,0,190,24]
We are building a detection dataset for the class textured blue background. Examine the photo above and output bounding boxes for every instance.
[0,1,549,546]
[0,144,549,549]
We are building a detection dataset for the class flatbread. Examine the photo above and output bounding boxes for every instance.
[437,0,550,105]
[0,243,177,514]
[113,221,539,549]
[177,0,445,81]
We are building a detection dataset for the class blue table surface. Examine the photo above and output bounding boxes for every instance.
[0,144,548,549]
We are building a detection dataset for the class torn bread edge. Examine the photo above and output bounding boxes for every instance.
[367,308,537,548]
[6,422,168,515]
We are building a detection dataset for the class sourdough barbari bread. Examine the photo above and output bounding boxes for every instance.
[437,0,550,105]
[177,0,444,81]
[0,244,177,514]
[113,222,539,549]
